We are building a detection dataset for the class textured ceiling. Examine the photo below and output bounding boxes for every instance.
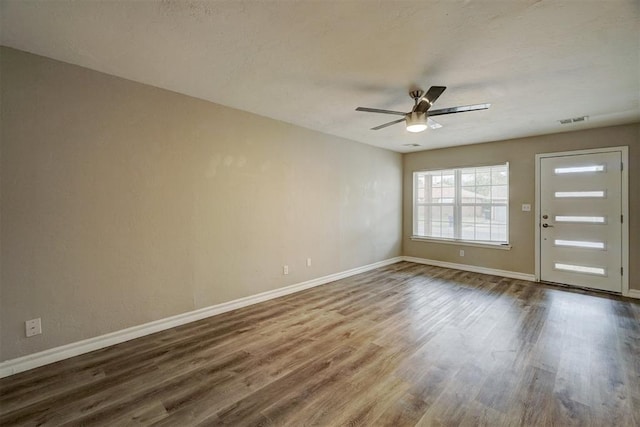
[1,0,639,152]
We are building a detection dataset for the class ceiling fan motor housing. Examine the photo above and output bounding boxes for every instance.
[406,112,427,132]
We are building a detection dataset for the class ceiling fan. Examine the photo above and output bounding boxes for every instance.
[356,86,490,133]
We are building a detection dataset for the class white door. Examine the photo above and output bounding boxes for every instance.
[539,151,622,292]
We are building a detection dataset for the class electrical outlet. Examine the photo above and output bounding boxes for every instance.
[459,250,465,257]
[307,258,312,267]
[26,318,42,337]
[522,204,531,212]
[283,265,289,275]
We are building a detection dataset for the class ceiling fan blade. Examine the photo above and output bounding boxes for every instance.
[424,86,447,104]
[371,117,406,130]
[414,86,447,112]
[427,103,491,117]
[427,118,442,129]
[355,107,407,116]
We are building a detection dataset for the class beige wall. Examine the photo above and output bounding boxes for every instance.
[0,48,402,361]
[403,124,639,288]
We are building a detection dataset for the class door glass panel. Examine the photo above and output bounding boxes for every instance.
[555,215,606,224]
[554,240,605,249]
[554,263,606,276]
[554,165,605,174]
[554,191,605,198]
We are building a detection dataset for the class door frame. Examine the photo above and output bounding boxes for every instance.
[534,146,629,295]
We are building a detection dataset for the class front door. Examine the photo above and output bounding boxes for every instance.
[539,151,623,292]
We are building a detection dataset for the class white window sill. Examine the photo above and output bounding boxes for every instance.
[410,236,512,250]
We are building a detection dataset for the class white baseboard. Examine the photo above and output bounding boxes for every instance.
[402,256,536,282]
[0,256,403,378]
[625,289,640,300]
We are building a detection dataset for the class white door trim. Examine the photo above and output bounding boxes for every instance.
[535,146,629,296]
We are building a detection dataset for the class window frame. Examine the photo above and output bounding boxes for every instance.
[412,163,510,247]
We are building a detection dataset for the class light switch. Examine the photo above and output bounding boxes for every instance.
[522,204,531,212]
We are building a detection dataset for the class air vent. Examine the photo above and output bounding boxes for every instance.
[559,116,588,125]
[403,143,421,147]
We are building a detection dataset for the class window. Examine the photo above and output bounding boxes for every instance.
[413,163,509,244]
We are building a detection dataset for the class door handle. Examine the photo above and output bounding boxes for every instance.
[542,223,554,228]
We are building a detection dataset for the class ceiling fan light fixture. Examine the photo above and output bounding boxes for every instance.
[406,112,427,133]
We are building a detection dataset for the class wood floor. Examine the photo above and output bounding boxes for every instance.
[1,262,639,426]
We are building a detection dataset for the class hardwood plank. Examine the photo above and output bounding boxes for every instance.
[372,392,432,427]
[457,400,510,427]
[211,343,366,425]
[415,362,488,425]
